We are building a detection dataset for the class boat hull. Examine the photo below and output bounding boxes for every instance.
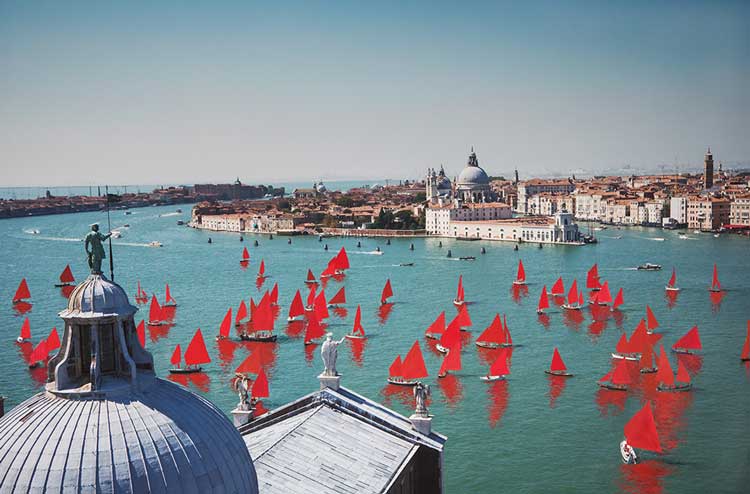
[169,367,202,374]
[657,383,692,392]
[597,382,628,391]
[611,352,640,361]
[425,333,441,340]
[345,334,366,340]
[148,321,168,326]
[475,341,512,349]
[453,300,465,307]
[54,283,73,288]
[561,304,582,311]
[665,286,681,292]
[480,375,506,382]
[239,332,277,342]
[620,441,638,464]
[512,281,526,286]
[640,367,657,374]
[544,370,574,377]
[671,348,698,355]
[387,378,418,386]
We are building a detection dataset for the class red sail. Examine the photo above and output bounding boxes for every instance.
[476,314,503,344]
[639,344,654,370]
[381,279,393,304]
[624,402,662,453]
[47,327,60,352]
[236,301,248,324]
[676,359,691,384]
[672,326,702,351]
[503,315,513,346]
[314,290,329,320]
[352,305,365,335]
[306,285,317,308]
[742,322,750,360]
[612,288,624,310]
[439,345,462,374]
[252,369,270,398]
[136,320,145,347]
[611,359,631,385]
[306,269,316,282]
[219,308,233,338]
[289,290,305,318]
[550,347,566,372]
[329,287,346,305]
[336,247,350,270]
[270,283,279,305]
[667,268,676,288]
[389,355,403,377]
[439,320,461,349]
[629,319,649,353]
[425,311,446,336]
[456,305,472,327]
[235,352,260,375]
[170,344,182,366]
[29,338,47,364]
[253,295,274,331]
[597,281,612,304]
[516,260,526,283]
[13,278,31,302]
[59,265,75,284]
[646,306,659,331]
[598,370,613,383]
[711,264,721,290]
[538,285,550,311]
[19,318,31,340]
[656,345,675,387]
[489,348,510,376]
[165,284,176,304]
[456,275,464,302]
[586,264,600,289]
[321,262,336,278]
[551,277,565,295]
[258,260,266,277]
[402,341,428,380]
[148,295,162,323]
[567,279,579,305]
[184,329,211,366]
[615,333,630,353]
[304,313,325,343]
[242,246,250,260]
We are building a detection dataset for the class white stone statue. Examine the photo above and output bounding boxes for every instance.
[233,376,251,409]
[413,382,430,417]
[321,333,345,377]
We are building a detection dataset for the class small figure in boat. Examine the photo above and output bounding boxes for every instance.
[324,244,329,251]
[376,246,381,252]
[620,440,638,464]
[287,238,292,245]
[410,243,414,251]
[254,239,259,247]
[208,237,212,244]
[481,247,486,254]
[240,236,244,242]
[447,249,452,258]
[321,333,345,377]
[514,245,519,251]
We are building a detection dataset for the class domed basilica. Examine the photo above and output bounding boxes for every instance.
[426,148,495,204]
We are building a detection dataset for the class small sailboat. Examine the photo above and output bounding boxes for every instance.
[709,264,722,292]
[148,295,166,326]
[587,263,601,291]
[327,287,346,308]
[513,260,527,286]
[671,326,702,354]
[345,305,366,339]
[612,319,647,361]
[303,313,326,345]
[241,246,250,263]
[251,369,270,403]
[656,345,692,392]
[313,290,330,320]
[665,267,680,291]
[235,352,260,377]
[481,348,510,381]
[537,285,550,314]
[170,329,211,373]
[597,359,631,390]
[287,290,305,322]
[436,316,461,353]
[639,343,657,373]
[235,301,248,327]
[381,279,393,305]
[612,288,624,312]
[741,321,750,361]
[475,314,503,349]
[437,343,461,378]
[217,308,232,340]
[47,327,60,352]
[456,304,472,331]
[257,259,267,279]
[551,277,565,296]
[163,283,177,307]
[593,281,612,306]
[12,278,31,303]
[387,341,428,385]
[28,338,48,368]
[305,285,317,312]
[453,275,466,307]
[16,318,31,343]
[243,293,277,341]
[55,265,75,287]
[545,348,573,377]
[304,269,318,286]
[269,283,279,307]
[620,402,662,464]
[424,311,446,340]
[561,279,582,310]
[645,306,659,334]
[135,281,149,303]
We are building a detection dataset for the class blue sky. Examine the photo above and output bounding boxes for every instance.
[1,0,748,186]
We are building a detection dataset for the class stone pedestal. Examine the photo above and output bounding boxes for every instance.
[409,414,432,436]
[318,373,341,391]
[231,404,254,428]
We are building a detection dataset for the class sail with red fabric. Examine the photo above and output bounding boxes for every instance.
[639,343,656,373]
[741,321,750,361]
[587,263,601,290]
[620,401,662,464]
[28,338,47,368]
[595,281,612,305]
[346,305,366,339]
[709,264,721,292]
[170,329,211,373]
[269,283,279,306]
[562,279,581,310]
[657,345,691,392]
[475,314,504,349]
[303,313,326,345]
[598,359,631,390]
[672,326,702,354]
[513,260,527,285]
[456,304,472,330]
[454,275,466,307]
[136,320,146,348]
[16,318,31,343]
[164,283,177,307]
[170,344,181,368]
[665,267,680,292]
[235,301,248,327]
[13,278,31,303]
[288,290,305,321]
[551,277,565,296]
[235,351,261,376]
[437,343,461,378]
[217,308,232,339]
[545,347,573,377]
[257,259,267,279]
[437,316,461,353]
[306,285,316,311]
[313,290,330,320]
[135,281,148,303]
[243,294,277,342]
[251,369,270,400]
[56,265,75,287]
[537,285,550,314]
[425,311,446,340]
[381,279,393,305]
[388,341,428,385]
[148,295,166,326]
[305,269,318,285]
[481,348,510,381]
[645,306,659,333]
[47,327,60,352]
[328,287,346,307]
[388,355,403,381]
[241,246,250,262]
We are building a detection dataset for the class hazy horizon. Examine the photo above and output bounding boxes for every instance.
[2,1,748,187]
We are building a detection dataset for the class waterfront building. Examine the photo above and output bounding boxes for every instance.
[194,178,279,200]
[729,194,750,226]
[687,196,731,231]
[426,202,512,236]
[517,178,576,214]
[193,212,297,234]
[0,274,259,493]
[669,196,689,226]
[431,210,579,244]
[526,193,575,216]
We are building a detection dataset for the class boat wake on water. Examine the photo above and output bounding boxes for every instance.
[21,235,82,243]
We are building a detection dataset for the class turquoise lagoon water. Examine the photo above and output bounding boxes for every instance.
[1,205,749,493]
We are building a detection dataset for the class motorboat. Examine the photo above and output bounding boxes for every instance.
[637,263,661,271]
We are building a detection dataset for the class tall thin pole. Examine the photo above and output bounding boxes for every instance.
[105,185,114,281]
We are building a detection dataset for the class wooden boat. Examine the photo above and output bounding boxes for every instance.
[239,331,278,342]
[665,267,680,291]
[593,281,612,306]
[597,359,631,390]
[481,348,510,381]
[387,341,428,385]
[671,326,702,354]
[611,287,624,311]
[399,262,414,267]
[586,263,601,291]
[639,344,657,373]
[234,301,248,327]
[475,314,512,348]
[537,285,549,314]
[257,260,267,279]
[304,269,318,285]
[170,329,211,374]
[637,263,662,271]
[217,307,233,340]
[287,290,305,322]
[611,320,647,360]
[327,287,346,308]
[709,264,722,292]
[561,279,582,310]
[621,402,662,464]
[512,260,526,286]
[163,283,177,307]
[147,295,167,326]
[313,290,330,320]
[16,317,31,343]
[380,279,393,305]
[54,265,75,287]
[453,275,465,307]
[656,345,692,392]
[544,348,573,377]
[12,278,31,303]
[424,311,446,340]
[645,305,659,334]
[458,256,475,261]
[242,294,276,342]
[436,317,461,353]
[345,305,366,339]
[241,246,250,262]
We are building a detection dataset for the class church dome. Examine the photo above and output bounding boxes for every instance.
[0,379,259,493]
[457,149,490,186]
[62,274,137,319]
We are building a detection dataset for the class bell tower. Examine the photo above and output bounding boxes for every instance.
[704,147,714,190]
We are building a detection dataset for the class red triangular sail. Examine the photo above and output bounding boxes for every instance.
[711,264,721,290]
[13,278,31,302]
[352,305,365,335]
[19,318,31,340]
[516,260,526,283]
[242,247,250,260]
[489,348,510,376]
[612,288,624,310]
[59,265,75,284]
[668,268,676,288]
[148,295,162,323]
[289,290,305,318]
[381,279,393,304]
[656,345,675,387]
[329,287,346,305]
[401,341,428,380]
[426,311,446,336]
[184,329,211,366]
[586,264,600,289]
[646,306,659,331]
[676,359,691,384]
[304,313,325,343]
[550,348,566,372]
[624,402,662,453]
[220,308,233,338]
[538,285,550,311]
[252,369,270,398]
[29,338,47,363]
[597,281,612,304]
[136,320,145,347]
[672,326,702,351]
[567,279,579,305]
[47,327,60,352]
[165,284,175,304]
[611,359,631,385]
[551,277,564,295]
[170,344,182,366]
[389,355,403,377]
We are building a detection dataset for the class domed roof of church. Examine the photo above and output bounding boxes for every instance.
[457,149,489,186]
[62,274,137,319]
[0,379,259,493]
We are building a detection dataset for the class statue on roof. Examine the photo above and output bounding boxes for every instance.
[321,333,345,377]
[413,382,430,417]
[84,223,112,274]
[233,375,252,410]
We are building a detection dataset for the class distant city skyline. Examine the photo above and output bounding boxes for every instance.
[1,0,748,187]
